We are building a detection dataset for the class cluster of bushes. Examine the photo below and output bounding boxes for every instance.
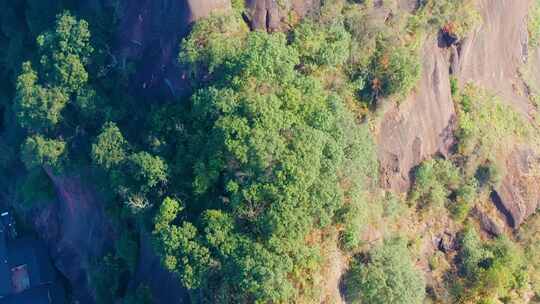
[415,0,480,39]
[529,0,540,47]
[410,158,479,221]
[149,15,381,301]
[455,85,532,171]
[453,227,528,303]
[344,238,426,304]
[518,215,540,298]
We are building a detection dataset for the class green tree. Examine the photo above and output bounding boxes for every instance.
[14,11,93,133]
[36,11,93,93]
[92,122,127,170]
[363,38,422,99]
[21,134,66,170]
[126,151,168,191]
[411,158,461,209]
[14,62,69,132]
[153,197,211,290]
[344,238,426,304]
[292,20,351,69]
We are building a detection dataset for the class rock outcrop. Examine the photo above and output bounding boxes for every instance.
[245,0,319,31]
[377,39,456,192]
[32,169,113,304]
[453,0,540,229]
[492,147,540,228]
[454,0,533,117]
[114,0,231,97]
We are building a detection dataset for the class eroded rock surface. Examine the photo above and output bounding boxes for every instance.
[246,0,319,31]
[378,40,456,192]
[33,169,113,304]
[114,0,231,97]
[455,0,533,117]
[493,147,540,228]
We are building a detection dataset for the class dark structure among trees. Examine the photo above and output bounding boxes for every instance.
[0,212,64,304]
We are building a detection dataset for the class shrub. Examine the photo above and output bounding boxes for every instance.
[360,38,422,100]
[411,158,461,209]
[456,227,528,302]
[21,134,66,171]
[474,161,503,189]
[344,238,426,304]
[418,0,480,38]
[292,20,351,70]
[92,122,127,170]
[450,179,478,222]
[455,85,531,167]
[529,0,540,47]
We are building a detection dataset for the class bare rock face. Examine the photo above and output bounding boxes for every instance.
[32,169,113,304]
[492,148,540,229]
[377,40,456,192]
[132,233,190,303]
[454,0,534,117]
[452,0,540,229]
[114,0,231,97]
[245,0,319,31]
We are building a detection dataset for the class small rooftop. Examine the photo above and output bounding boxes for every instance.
[0,211,65,304]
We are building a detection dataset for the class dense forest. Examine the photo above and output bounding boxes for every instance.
[1,0,540,303]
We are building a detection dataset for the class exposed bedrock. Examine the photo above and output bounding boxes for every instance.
[492,147,540,229]
[456,0,539,228]
[114,0,231,97]
[377,39,456,192]
[31,169,113,304]
[379,0,540,229]
[454,0,534,117]
[245,0,319,31]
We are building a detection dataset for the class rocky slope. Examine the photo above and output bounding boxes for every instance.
[19,0,540,302]
[378,0,540,232]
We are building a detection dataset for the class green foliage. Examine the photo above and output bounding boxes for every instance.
[21,134,66,171]
[14,11,93,133]
[518,214,540,297]
[416,0,480,38]
[126,152,168,191]
[529,0,540,47]
[36,11,93,93]
[179,13,248,78]
[411,158,461,209]
[344,238,426,304]
[92,122,127,170]
[474,161,503,189]
[450,179,478,222]
[456,227,528,302]
[455,85,531,165]
[158,16,380,302]
[14,62,69,132]
[153,197,211,290]
[361,38,422,100]
[292,20,351,69]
